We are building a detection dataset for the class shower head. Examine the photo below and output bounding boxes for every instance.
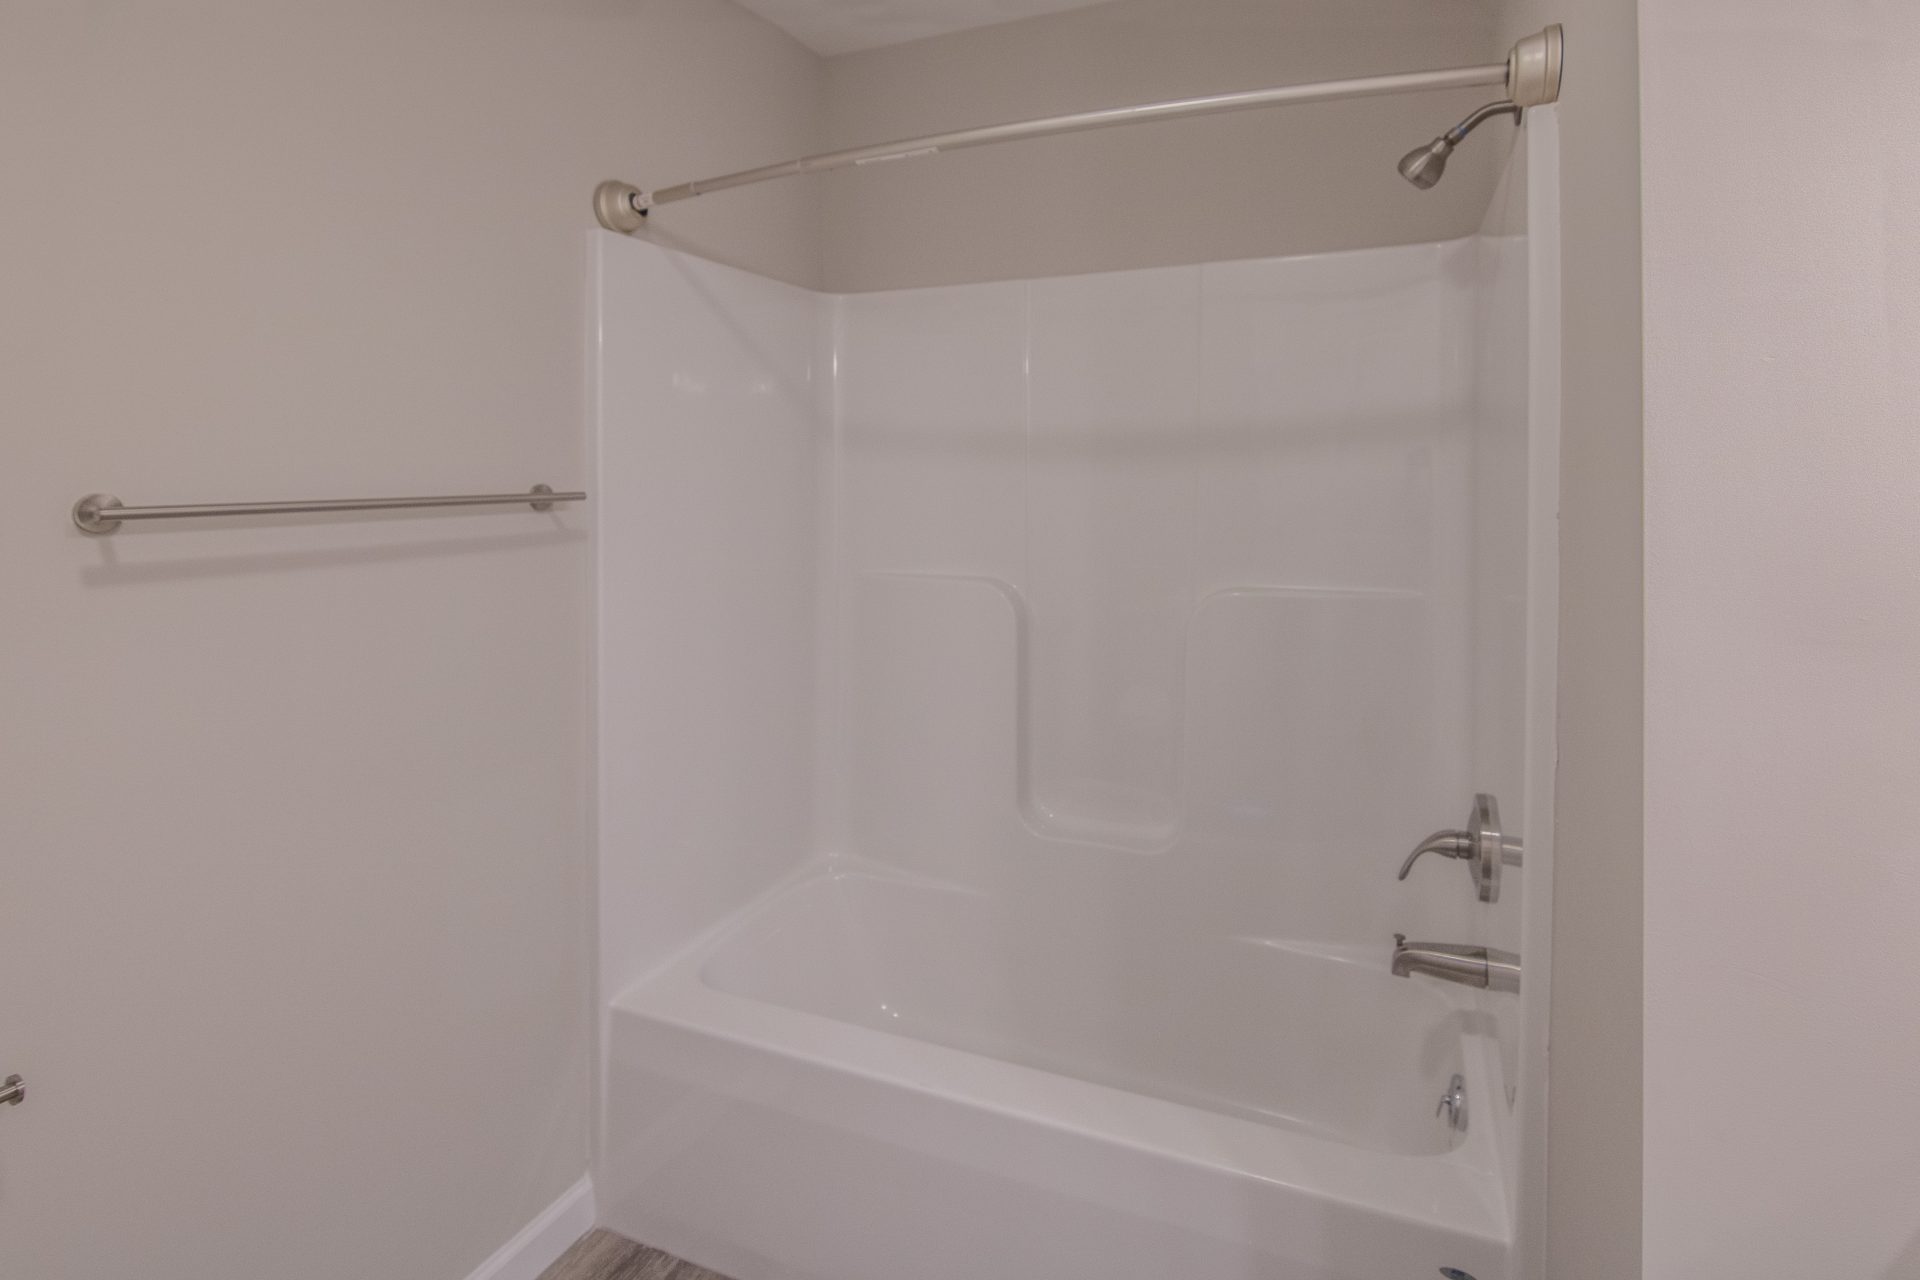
[1397,137,1454,189]
[1397,100,1522,189]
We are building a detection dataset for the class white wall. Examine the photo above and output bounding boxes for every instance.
[828,244,1485,966]
[1487,3,1645,1277]
[0,3,821,1278]
[595,222,1554,1231]
[597,233,1505,1003]
[1466,132,1539,1246]
[1641,3,1920,1276]
[595,237,823,1006]
[814,0,1511,292]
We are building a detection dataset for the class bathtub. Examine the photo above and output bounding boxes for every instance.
[598,860,1512,1280]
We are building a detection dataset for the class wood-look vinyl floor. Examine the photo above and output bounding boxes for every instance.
[536,1229,735,1280]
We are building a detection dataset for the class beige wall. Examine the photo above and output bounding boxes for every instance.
[1642,3,1920,1275]
[0,3,819,1278]
[1490,2,1645,1278]
[812,0,1510,292]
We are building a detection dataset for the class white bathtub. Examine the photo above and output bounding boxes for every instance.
[598,860,1512,1280]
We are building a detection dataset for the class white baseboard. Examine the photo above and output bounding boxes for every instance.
[463,1175,596,1280]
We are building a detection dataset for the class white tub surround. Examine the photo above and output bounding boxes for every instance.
[605,861,1508,1280]
[595,119,1556,1280]
[701,867,1472,1154]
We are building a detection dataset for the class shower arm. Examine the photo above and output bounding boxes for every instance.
[593,25,1563,231]
[1447,100,1525,142]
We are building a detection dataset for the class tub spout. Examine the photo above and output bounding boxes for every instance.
[1391,934,1520,993]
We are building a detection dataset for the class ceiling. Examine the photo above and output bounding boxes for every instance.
[732,0,1115,57]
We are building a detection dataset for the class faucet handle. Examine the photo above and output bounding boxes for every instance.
[1397,830,1472,880]
[1396,794,1524,904]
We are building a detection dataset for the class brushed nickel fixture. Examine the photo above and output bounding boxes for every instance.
[1396,100,1524,189]
[1396,23,1560,189]
[72,485,585,535]
[1392,935,1521,994]
[594,25,1563,231]
[1397,793,1523,904]
[0,1074,23,1108]
[1436,1073,1468,1132]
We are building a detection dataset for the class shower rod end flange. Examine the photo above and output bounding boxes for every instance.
[594,180,651,234]
[73,493,123,535]
[1507,24,1564,108]
[529,483,556,512]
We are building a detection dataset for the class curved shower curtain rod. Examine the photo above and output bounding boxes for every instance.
[594,24,1561,232]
